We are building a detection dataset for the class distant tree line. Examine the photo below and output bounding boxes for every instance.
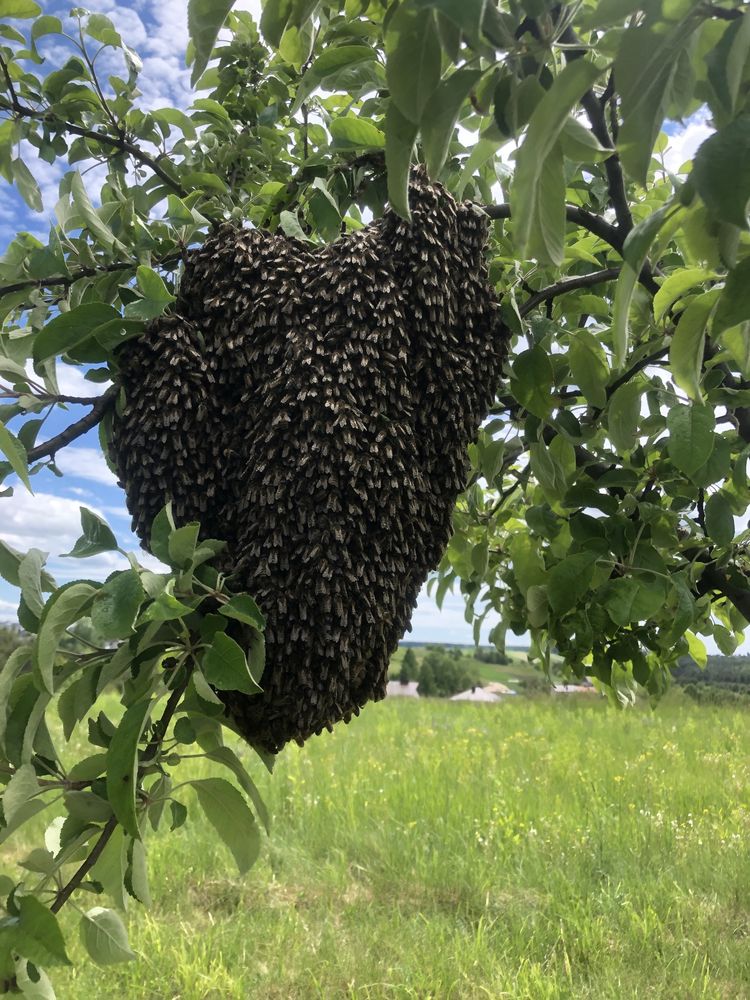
[396,646,481,698]
[0,623,30,667]
[673,655,750,707]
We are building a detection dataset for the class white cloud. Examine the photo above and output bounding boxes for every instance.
[663,110,714,173]
[0,598,17,620]
[409,586,501,645]
[0,490,166,589]
[53,448,120,487]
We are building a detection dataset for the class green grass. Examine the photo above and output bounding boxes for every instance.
[11,696,750,998]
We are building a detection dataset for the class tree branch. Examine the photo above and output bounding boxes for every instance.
[50,815,117,913]
[0,94,187,198]
[701,4,744,19]
[484,202,626,252]
[0,253,183,298]
[558,26,634,233]
[485,204,658,294]
[519,267,620,317]
[26,386,117,462]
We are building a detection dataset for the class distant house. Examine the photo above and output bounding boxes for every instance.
[450,687,502,702]
[386,680,420,698]
[483,682,517,696]
[552,682,597,695]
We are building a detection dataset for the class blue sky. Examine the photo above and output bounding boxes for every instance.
[0,2,716,647]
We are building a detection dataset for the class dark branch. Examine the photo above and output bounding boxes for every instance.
[697,564,750,622]
[701,4,744,18]
[606,346,669,397]
[558,27,634,233]
[0,253,183,298]
[26,386,117,462]
[485,204,658,294]
[0,94,187,198]
[519,267,620,317]
[50,815,117,913]
[484,202,625,252]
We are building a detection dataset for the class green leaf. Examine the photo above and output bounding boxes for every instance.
[705,492,734,547]
[14,895,70,967]
[707,12,750,119]
[607,380,642,452]
[135,266,175,307]
[260,0,319,48]
[86,12,121,46]
[62,507,119,558]
[527,142,565,266]
[568,331,609,409]
[106,697,154,839]
[79,907,136,966]
[560,115,611,162]
[71,171,123,250]
[615,19,694,184]
[0,0,40,15]
[329,116,384,151]
[385,5,442,125]
[385,102,418,220]
[669,291,717,402]
[714,258,750,335]
[547,552,598,617]
[2,763,38,823]
[204,746,270,834]
[138,590,194,623]
[149,503,174,564]
[510,59,604,259]
[202,632,262,696]
[667,404,715,476]
[18,549,47,618]
[91,570,145,640]
[292,45,375,114]
[33,582,98,693]
[0,421,31,492]
[11,159,42,212]
[653,267,715,323]
[413,0,486,42]
[692,115,750,229]
[612,203,675,366]
[14,958,55,999]
[510,346,554,419]
[529,442,567,502]
[192,778,261,874]
[457,137,499,198]
[218,594,266,630]
[685,630,707,669]
[126,838,151,907]
[422,68,483,179]
[167,522,200,569]
[278,210,311,242]
[603,577,645,627]
[33,303,121,365]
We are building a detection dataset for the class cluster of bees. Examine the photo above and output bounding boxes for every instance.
[112,173,507,752]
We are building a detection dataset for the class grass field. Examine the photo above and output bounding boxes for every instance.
[9,695,750,999]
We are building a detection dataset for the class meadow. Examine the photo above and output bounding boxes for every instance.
[8,695,750,999]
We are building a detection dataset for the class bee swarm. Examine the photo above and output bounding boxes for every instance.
[112,173,508,752]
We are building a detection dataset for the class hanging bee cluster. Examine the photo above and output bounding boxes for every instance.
[111,173,508,752]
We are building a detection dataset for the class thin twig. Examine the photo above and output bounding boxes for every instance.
[50,815,117,913]
[26,386,117,462]
[558,26,634,233]
[485,204,658,294]
[0,95,187,198]
[0,252,183,298]
[519,267,620,317]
